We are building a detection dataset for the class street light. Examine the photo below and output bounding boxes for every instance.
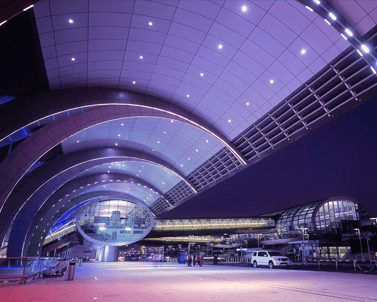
[354,228,364,261]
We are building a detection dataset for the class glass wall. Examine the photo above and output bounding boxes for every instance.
[314,199,358,233]
[78,199,153,245]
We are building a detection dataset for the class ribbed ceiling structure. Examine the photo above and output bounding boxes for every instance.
[1,0,377,257]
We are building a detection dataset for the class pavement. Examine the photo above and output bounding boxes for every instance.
[0,261,376,301]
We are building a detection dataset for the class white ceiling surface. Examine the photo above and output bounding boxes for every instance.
[75,161,182,193]
[34,0,352,141]
[61,117,223,175]
[78,182,161,205]
[331,0,377,36]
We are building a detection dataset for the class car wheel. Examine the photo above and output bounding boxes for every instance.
[253,261,258,268]
[269,261,274,269]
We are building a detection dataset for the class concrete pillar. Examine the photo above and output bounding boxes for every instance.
[97,246,119,262]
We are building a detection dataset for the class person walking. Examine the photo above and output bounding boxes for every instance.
[196,254,200,267]
[187,253,192,267]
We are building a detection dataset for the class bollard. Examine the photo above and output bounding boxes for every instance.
[66,262,76,281]
[353,260,357,271]
[335,260,338,270]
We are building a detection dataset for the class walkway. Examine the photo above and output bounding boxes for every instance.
[1,261,376,301]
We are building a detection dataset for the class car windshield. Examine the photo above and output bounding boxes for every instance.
[268,252,283,256]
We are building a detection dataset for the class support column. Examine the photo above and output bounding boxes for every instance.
[97,246,119,262]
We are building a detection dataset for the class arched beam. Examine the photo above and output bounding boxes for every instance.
[0,88,246,164]
[0,99,246,216]
[0,147,187,247]
[8,172,158,257]
[25,191,145,256]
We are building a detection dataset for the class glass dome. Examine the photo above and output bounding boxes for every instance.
[76,199,153,246]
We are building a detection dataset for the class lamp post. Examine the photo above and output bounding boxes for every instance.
[354,228,364,261]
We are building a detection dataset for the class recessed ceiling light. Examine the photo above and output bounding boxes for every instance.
[361,44,370,53]
[71,57,75,61]
[132,81,136,84]
[305,6,313,12]
[324,19,331,25]
[186,94,189,97]
[270,79,274,84]
[171,120,174,123]
[76,140,79,143]
[246,102,249,106]
[357,49,363,57]
[200,73,204,77]
[345,28,353,37]
[118,134,120,137]
[136,174,138,177]
[206,140,209,143]
[109,166,111,168]
[341,33,347,40]
[228,119,231,123]
[218,44,223,49]
[241,5,247,12]
[140,56,143,59]
[115,143,118,146]
[196,149,199,152]
[181,164,183,167]
[142,165,144,168]
[157,141,160,143]
[371,66,376,74]
[163,131,166,134]
[69,19,73,24]
[300,49,306,55]
[152,149,154,151]
[149,22,152,26]
[139,170,141,172]
[313,0,320,4]
[0,21,6,26]
[328,12,336,20]
[188,158,190,160]
[107,171,110,173]
[162,182,165,184]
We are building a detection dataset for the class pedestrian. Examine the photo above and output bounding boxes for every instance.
[187,253,192,267]
[196,254,200,267]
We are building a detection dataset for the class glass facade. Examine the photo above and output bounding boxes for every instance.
[314,199,358,233]
[77,199,153,245]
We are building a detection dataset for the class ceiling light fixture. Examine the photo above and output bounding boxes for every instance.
[218,44,223,49]
[186,94,189,97]
[0,21,6,26]
[324,19,331,25]
[140,56,143,59]
[300,49,307,55]
[71,58,75,61]
[341,33,347,40]
[361,44,370,53]
[345,28,353,37]
[118,134,120,136]
[196,149,199,152]
[121,123,124,126]
[313,0,320,4]
[206,140,209,143]
[371,66,376,74]
[246,102,249,106]
[76,140,79,143]
[200,73,204,77]
[181,164,183,167]
[157,141,160,143]
[270,79,274,84]
[115,143,118,146]
[69,19,73,23]
[132,81,136,84]
[328,12,336,20]
[163,131,166,134]
[241,5,247,12]
[356,49,363,57]
[149,22,152,26]
[305,6,313,12]
[228,119,231,123]
[188,158,190,160]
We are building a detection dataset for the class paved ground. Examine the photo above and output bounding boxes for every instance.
[1,261,376,301]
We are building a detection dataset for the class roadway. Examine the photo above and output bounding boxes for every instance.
[1,261,376,301]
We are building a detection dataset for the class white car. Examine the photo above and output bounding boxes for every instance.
[251,250,291,269]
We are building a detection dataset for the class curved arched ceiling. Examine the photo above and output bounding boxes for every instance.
[63,117,224,174]
[34,0,350,139]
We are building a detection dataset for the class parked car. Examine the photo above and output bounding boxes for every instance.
[251,250,291,269]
